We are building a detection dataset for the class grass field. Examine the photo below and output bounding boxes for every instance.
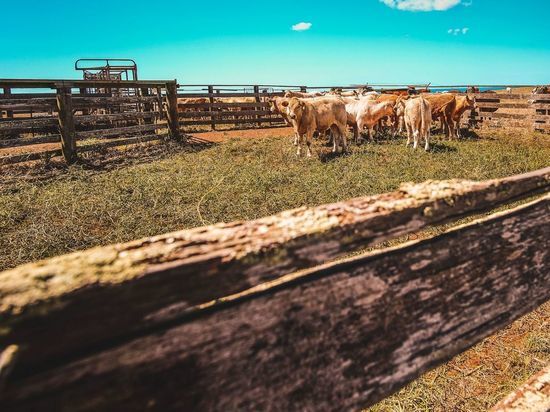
[1,129,549,410]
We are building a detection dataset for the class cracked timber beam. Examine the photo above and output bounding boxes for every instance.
[0,168,549,377]
[1,193,548,411]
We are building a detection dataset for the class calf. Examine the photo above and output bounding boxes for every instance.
[282,97,348,157]
[452,95,476,138]
[397,96,432,151]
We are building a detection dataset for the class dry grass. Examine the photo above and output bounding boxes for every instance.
[0,128,548,411]
[1,130,548,271]
[368,301,550,412]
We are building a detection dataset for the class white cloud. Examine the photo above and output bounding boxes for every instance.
[448,27,470,35]
[291,22,312,31]
[380,0,461,11]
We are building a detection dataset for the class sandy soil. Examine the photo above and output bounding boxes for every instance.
[0,127,295,158]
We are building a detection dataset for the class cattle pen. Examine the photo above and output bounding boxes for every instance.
[0,78,549,411]
[2,79,550,165]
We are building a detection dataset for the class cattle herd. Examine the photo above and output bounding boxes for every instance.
[268,88,476,157]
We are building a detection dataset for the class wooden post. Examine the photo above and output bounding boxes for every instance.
[79,88,89,116]
[254,85,261,128]
[141,87,153,124]
[300,86,307,93]
[208,85,216,130]
[165,81,181,141]
[56,87,77,164]
[3,87,13,118]
[156,86,164,120]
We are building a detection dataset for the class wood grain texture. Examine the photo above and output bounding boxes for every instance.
[491,365,550,412]
[0,169,548,380]
[1,196,548,411]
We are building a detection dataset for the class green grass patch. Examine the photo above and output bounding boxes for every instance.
[1,132,549,271]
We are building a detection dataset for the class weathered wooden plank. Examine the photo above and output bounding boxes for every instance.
[0,169,548,376]
[0,93,57,100]
[180,102,270,109]
[475,102,530,109]
[76,123,166,139]
[178,109,273,118]
[177,92,264,98]
[2,196,548,411]
[0,103,55,111]
[476,112,533,120]
[73,112,156,125]
[180,117,285,126]
[0,117,57,132]
[490,364,550,412]
[473,93,550,100]
[0,134,60,148]
[72,95,159,107]
[0,79,173,89]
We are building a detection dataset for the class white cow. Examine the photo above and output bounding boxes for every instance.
[396,96,432,151]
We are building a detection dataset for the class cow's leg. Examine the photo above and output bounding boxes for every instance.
[405,122,412,146]
[338,125,348,153]
[296,133,304,156]
[412,124,420,149]
[369,127,376,142]
[445,112,455,140]
[293,132,299,146]
[424,127,431,151]
[305,131,313,158]
[455,120,462,139]
[356,118,365,144]
[438,116,445,134]
[352,124,359,145]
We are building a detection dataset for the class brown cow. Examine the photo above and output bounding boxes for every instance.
[269,97,299,145]
[452,95,476,138]
[375,94,400,136]
[282,97,348,157]
[421,93,457,139]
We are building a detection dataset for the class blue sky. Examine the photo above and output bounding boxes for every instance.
[1,0,549,85]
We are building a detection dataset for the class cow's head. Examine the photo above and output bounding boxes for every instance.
[282,98,304,120]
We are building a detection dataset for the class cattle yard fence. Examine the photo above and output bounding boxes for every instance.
[1,80,550,166]
[0,167,548,410]
[0,79,181,165]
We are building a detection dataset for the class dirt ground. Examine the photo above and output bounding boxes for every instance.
[0,127,295,158]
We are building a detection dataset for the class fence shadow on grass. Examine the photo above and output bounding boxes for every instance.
[0,137,217,188]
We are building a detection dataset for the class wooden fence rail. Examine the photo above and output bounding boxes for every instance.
[0,167,548,410]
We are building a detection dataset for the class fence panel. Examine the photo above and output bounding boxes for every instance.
[0,168,548,410]
[0,79,174,165]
